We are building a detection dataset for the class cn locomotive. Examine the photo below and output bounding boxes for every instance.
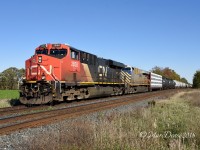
[19,43,189,105]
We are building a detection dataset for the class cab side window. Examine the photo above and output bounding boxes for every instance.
[71,50,79,60]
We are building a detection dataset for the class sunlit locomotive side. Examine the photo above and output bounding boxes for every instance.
[19,43,190,105]
[20,44,127,104]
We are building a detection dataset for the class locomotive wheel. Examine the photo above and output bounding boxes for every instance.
[75,88,90,100]
[77,95,84,100]
[84,89,90,99]
[113,87,123,95]
[67,94,75,101]
[77,88,86,100]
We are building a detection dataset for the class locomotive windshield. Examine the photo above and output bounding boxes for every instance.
[122,67,132,74]
[50,49,67,58]
[36,49,48,55]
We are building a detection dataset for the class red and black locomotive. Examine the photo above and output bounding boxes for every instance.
[20,43,150,104]
[20,43,188,105]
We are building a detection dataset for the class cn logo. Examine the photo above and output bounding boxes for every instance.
[70,61,79,72]
[71,61,78,68]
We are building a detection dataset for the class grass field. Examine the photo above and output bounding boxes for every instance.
[0,90,19,100]
[11,89,200,149]
[0,90,19,107]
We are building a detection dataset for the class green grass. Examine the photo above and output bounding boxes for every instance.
[0,90,19,108]
[0,90,19,100]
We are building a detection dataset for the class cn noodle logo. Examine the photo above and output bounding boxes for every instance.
[71,61,78,68]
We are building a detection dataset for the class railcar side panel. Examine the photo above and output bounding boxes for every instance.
[150,72,162,90]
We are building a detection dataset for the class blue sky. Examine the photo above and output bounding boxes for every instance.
[0,0,199,83]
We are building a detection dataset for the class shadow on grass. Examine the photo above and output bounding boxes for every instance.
[9,99,21,106]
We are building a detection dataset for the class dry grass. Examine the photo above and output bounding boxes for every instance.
[180,90,200,107]
[10,90,200,150]
[0,99,11,108]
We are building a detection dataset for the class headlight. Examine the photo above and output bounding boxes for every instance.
[38,56,42,63]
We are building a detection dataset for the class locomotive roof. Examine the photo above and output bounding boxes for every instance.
[69,45,97,57]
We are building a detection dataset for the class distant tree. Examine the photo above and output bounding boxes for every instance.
[151,66,188,83]
[180,77,188,84]
[0,73,7,89]
[151,66,163,76]
[162,67,173,79]
[193,70,200,88]
[0,67,25,90]
[171,69,181,81]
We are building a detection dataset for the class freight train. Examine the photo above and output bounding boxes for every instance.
[19,43,190,105]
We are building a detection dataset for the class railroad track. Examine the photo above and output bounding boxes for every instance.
[0,92,149,118]
[0,89,180,136]
[0,97,117,118]
[0,105,47,117]
[0,105,26,113]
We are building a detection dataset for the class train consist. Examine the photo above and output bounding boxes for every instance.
[19,43,190,104]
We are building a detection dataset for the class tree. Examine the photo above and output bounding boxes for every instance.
[193,70,200,88]
[163,67,173,79]
[0,73,7,89]
[0,67,25,90]
[151,66,163,76]
[180,78,188,84]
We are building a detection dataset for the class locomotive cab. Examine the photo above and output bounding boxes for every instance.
[20,44,82,104]
[25,44,81,82]
[122,66,132,75]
